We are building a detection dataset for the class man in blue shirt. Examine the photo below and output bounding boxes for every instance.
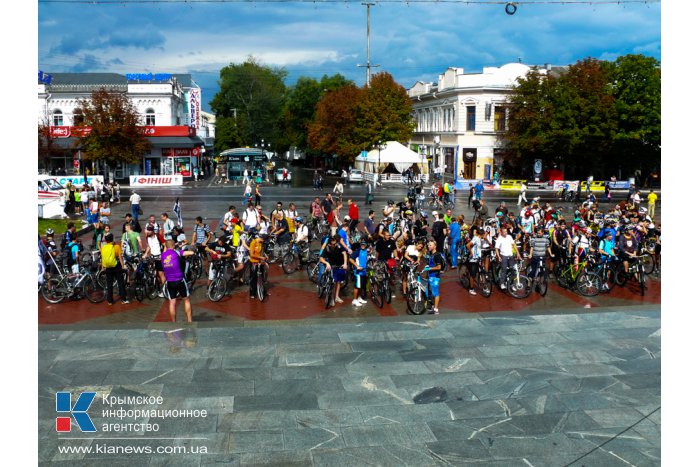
[474,180,484,201]
[350,239,370,307]
[448,217,462,269]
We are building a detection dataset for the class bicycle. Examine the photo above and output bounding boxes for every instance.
[282,241,315,274]
[41,266,104,304]
[458,257,492,297]
[528,256,549,297]
[317,266,335,309]
[255,261,269,302]
[614,254,647,296]
[589,253,618,294]
[554,254,600,297]
[405,266,433,315]
[504,258,532,299]
[367,264,384,308]
[207,258,236,302]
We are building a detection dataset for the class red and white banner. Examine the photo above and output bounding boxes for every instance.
[129,175,183,187]
[162,148,199,157]
[50,126,196,138]
[189,89,201,129]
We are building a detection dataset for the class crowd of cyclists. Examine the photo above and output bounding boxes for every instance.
[39,180,660,320]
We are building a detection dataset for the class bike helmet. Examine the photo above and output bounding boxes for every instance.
[295,216,303,223]
[45,228,54,236]
[574,210,581,216]
[639,207,648,214]
[525,210,532,217]
[420,211,428,219]
[388,200,395,205]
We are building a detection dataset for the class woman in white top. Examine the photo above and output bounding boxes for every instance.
[258,216,270,236]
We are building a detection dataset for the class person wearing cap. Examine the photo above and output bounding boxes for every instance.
[101,233,128,305]
[349,238,370,307]
[571,226,593,271]
[293,216,309,251]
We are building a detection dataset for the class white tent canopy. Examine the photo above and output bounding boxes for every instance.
[355,141,424,173]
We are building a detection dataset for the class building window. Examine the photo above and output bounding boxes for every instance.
[73,108,84,126]
[145,108,156,126]
[494,106,506,132]
[466,106,476,131]
[52,110,63,126]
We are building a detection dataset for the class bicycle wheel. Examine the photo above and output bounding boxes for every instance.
[242,262,251,285]
[257,273,267,302]
[640,255,655,275]
[41,276,66,304]
[535,271,548,297]
[458,264,470,289]
[370,278,384,308]
[96,269,108,289]
[306,262,318,283]
[406,285,426,315]
[639,269,646,296]
[554,263,569,289]
[282,252,297,275]
[614,263,628,286]
[477,271,492,297]
[598,266,615,294]
[146,274,160,300]
[576,271,601,297]
[133,280,146,302]
[324,283,334,309]
[208,276,227,302]
[507,272,532,299]
[191,254,203,279]
[383,278,392,304]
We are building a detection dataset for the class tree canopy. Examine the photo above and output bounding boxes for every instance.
[502,55,660,179]
[307,72,415,164]
[210,57,287,151]
[76,89,151,168]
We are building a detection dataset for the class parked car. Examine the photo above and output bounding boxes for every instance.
[274,168,292,184]
[348,169,364,184]
[325,169,339,176]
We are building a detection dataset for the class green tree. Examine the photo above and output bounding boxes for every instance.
[214,115,248,154]
[280,74,353,155]
[75,88,151,168]
[354,72,415,153]
[610,54,661,176]
[210,57,287,150]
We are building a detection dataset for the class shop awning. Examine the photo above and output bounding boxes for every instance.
[147,136,203,148]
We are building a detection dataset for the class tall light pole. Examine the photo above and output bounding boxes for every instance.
[358,2,379,87]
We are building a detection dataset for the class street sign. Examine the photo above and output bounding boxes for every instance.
[361,150,368,158]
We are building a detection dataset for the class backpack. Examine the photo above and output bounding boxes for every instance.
[121,234,133,257]
[101,243,118,268]
[286,217,295,233]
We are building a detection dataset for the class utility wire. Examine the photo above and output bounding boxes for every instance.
[39,0,660,5]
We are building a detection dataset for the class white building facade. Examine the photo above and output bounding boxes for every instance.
[408,63,548,188]
[38,72,210,180]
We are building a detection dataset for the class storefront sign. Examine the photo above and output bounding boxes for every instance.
[189,89,201,129]
[125,73,172,81]
[161,148,198,157]
[608,181,630,189]
[50,126,195,138]
[552,180,579,191]
[129,175,183,187]
[56,175,104,187]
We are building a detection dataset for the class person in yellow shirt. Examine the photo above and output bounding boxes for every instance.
[647,189,658,219]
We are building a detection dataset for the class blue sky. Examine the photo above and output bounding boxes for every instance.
[38,1,660,113]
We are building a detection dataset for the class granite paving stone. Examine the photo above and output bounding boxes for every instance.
[238,450,312,466]
[218,411,298,431]
[293,408,365,428]
[38,308,660,465]
[227,430,285,453]
[311,444,439,467]
[340,423,437,447]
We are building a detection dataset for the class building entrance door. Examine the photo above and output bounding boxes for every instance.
[462,148,477,179]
